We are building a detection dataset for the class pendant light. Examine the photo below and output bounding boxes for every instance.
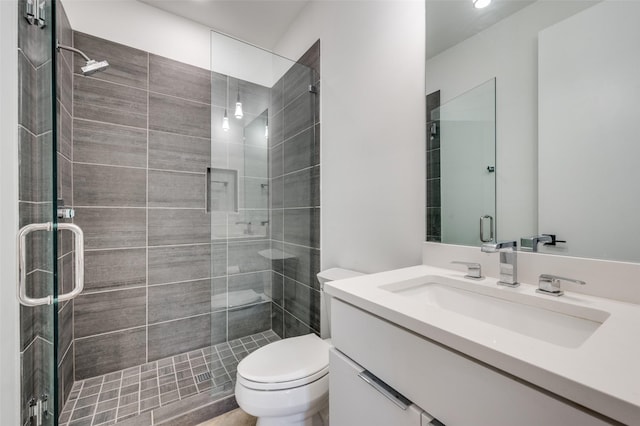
[473,0,491,8]
[222,76,230,132]
[234,86,244,119]
[222,110,230,132]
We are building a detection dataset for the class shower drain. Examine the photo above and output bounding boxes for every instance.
[195,372,213,383]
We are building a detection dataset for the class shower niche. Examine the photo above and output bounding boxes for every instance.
[208,168,238,213]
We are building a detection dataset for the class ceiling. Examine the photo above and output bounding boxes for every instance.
[139,0,537,56]
[426,0,536,59]
[138,0,311,50]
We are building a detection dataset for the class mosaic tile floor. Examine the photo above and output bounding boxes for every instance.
[59,331,280,426]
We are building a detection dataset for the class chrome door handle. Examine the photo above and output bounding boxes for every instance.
[17,222,84,306]
[17,222,54,306]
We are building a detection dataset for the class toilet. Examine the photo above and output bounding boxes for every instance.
[235,268,363,426]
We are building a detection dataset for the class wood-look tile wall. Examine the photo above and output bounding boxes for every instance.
[269,41,322,338]
[63,31,321,385]
[70,31,214,380]
[426,90,441,242]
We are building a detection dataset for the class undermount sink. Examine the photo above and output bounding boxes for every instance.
[381,276,610,348]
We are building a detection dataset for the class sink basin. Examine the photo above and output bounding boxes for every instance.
[381,276,610,348]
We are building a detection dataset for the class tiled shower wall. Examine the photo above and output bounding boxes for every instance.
[269,41,322,337]
[426,90,441,242]
[66,31,296,385]
[69,31,215,380]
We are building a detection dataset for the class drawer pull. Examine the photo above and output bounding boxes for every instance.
[357,371,411,410]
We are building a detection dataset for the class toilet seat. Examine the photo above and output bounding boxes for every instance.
[237,334,330,391]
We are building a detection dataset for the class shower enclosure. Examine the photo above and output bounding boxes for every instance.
[16,1,320,424]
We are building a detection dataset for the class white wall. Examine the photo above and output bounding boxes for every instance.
[0,0,22,423]
[425,1,593,243]
[538,1,640,263]
[273,0,426,273]
[63,0,282,86]
[63,0,211,69]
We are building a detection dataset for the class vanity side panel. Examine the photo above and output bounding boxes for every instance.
[331,300,611,426]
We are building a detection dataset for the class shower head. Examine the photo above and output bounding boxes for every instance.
[56,42,110,76]
[81,59,110,76]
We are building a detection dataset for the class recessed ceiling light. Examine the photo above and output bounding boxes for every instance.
[473,0,491,9]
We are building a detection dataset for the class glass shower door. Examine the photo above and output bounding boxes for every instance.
[17,0,67,424]
[439,78,497,246]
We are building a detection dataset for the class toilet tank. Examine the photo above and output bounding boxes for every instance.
[317,268,363,339]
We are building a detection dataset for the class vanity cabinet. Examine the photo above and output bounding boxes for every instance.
[330,299,612,426]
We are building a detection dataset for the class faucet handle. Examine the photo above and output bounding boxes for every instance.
[537,274,586,297]
[450,261,483,280]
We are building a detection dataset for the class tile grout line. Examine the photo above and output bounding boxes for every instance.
[146,49,150,381]
[171,355,181,405]
[88,376,104,425]
[73,160,209,177]
[65,380,83,425]
[152,358,161,418]
[186,351,197,397]
[113,366,126,421]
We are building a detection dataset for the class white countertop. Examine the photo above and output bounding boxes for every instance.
[325,264,640,425]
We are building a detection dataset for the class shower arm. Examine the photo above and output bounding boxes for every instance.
[56,42,91,62]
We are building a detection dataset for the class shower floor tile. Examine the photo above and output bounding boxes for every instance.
[60,330,280,426]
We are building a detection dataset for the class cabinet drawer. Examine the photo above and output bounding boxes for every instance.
[332,299,611,426]
[330,348,431,426]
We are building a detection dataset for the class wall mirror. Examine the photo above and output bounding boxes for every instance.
[425,0,640,263]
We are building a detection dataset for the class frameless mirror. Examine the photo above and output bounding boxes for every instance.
[425,0,640,263]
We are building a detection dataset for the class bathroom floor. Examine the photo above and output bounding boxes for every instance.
[197,409,256,426]
[59,331,279,426]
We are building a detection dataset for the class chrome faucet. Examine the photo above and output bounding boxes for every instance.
[481,240,519,287]
[520,234,553,252]
[537,274,586,297]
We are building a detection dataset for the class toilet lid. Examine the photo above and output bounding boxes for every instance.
[237,334,329,387]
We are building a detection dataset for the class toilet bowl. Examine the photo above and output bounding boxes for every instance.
[235,268,363,426]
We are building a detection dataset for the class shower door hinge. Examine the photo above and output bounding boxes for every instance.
[25,0,46,28]
[27,394,49,426]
